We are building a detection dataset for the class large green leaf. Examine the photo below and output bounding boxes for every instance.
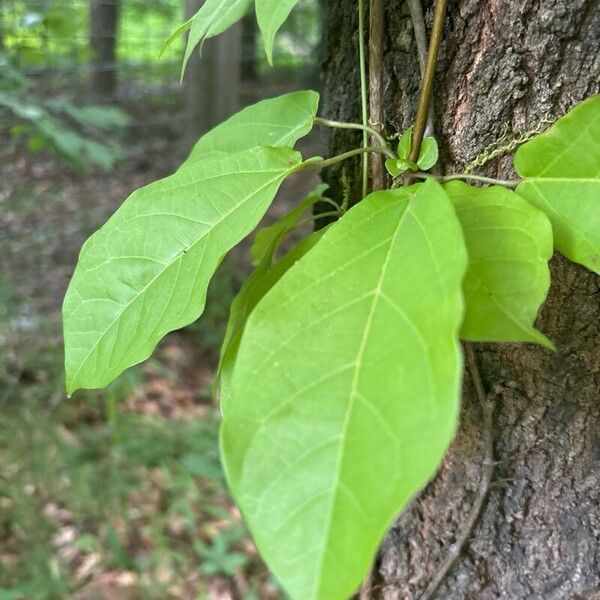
[256,0,302,65]
[218,227,327,407]
[514,95,600,274]
[445,181,553,347]
[221,180,467,600]
[63,146,301,395]
[181,91,319,168]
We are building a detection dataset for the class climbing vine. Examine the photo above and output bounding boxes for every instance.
[62,2,600,599]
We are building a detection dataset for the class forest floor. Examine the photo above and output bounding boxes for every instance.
[0,111,323,599]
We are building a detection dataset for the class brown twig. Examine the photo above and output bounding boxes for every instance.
[406,0,435,137]
[419,344,496,600]
[408,0,448,164]
[369,0,385,190]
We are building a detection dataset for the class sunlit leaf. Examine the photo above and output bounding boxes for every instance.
[221,180,467,600]
[63,146,302,394]
[181,91,319,168]
[256,0,302,65]
[445,181,553,347]
[514,95,600,274]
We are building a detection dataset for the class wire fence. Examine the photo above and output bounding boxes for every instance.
[0,0,321,175]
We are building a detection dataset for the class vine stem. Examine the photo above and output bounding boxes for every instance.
[313,117,395,158]
[413,171,520,188]
[408,0,449,164]
[419,344,496,600]
[301,146,390,171]
[369,0,385,190]
[358,0,369,198]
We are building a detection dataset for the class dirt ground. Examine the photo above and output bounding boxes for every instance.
[0,114,323,599]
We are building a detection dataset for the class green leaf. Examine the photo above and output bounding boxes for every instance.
[384,158,417,177]
[256,0,302,65]
[160,18,193,56]
[384,158,402,176]
[63,146,302,395]
[221,180,467,600]
[218,227,328,407]
[397,127,412,159]
[417,137,439,170]
[175,0,252,79]
[46,99,130,130]
[514,95,600,274]
[445,181,553,347]
[25,135,46,152]
[181,91,319,168]
[250,183,329,266]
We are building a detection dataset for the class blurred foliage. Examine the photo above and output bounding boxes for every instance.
[0,331,246,597]
[0,178,271,596]
[1,0,319,72]
[1,0,185,66]
[0,53,130,170]
[0,0,90,65]
[257,0,321,71]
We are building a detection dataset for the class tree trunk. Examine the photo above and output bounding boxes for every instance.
[321,1,600,598]
[90,0,120,98]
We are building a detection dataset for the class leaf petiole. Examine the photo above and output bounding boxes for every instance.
[313,117,395,158]
[302,146,392,171]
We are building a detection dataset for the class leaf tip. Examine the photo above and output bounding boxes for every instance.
[538,334,556,351]
[65,380,76,398]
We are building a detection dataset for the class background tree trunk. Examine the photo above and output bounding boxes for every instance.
[184,0,241,149]
[320,1,600,598]
[241,11,258,82]
[90,0,120,98]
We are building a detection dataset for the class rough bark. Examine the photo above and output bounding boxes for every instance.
[320,1,600,598]
[90,0,120,98]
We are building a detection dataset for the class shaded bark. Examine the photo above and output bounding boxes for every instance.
[320,1,600,597]
[90,0,120,98]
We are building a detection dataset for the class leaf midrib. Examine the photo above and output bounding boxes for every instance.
[312,202,407,600]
